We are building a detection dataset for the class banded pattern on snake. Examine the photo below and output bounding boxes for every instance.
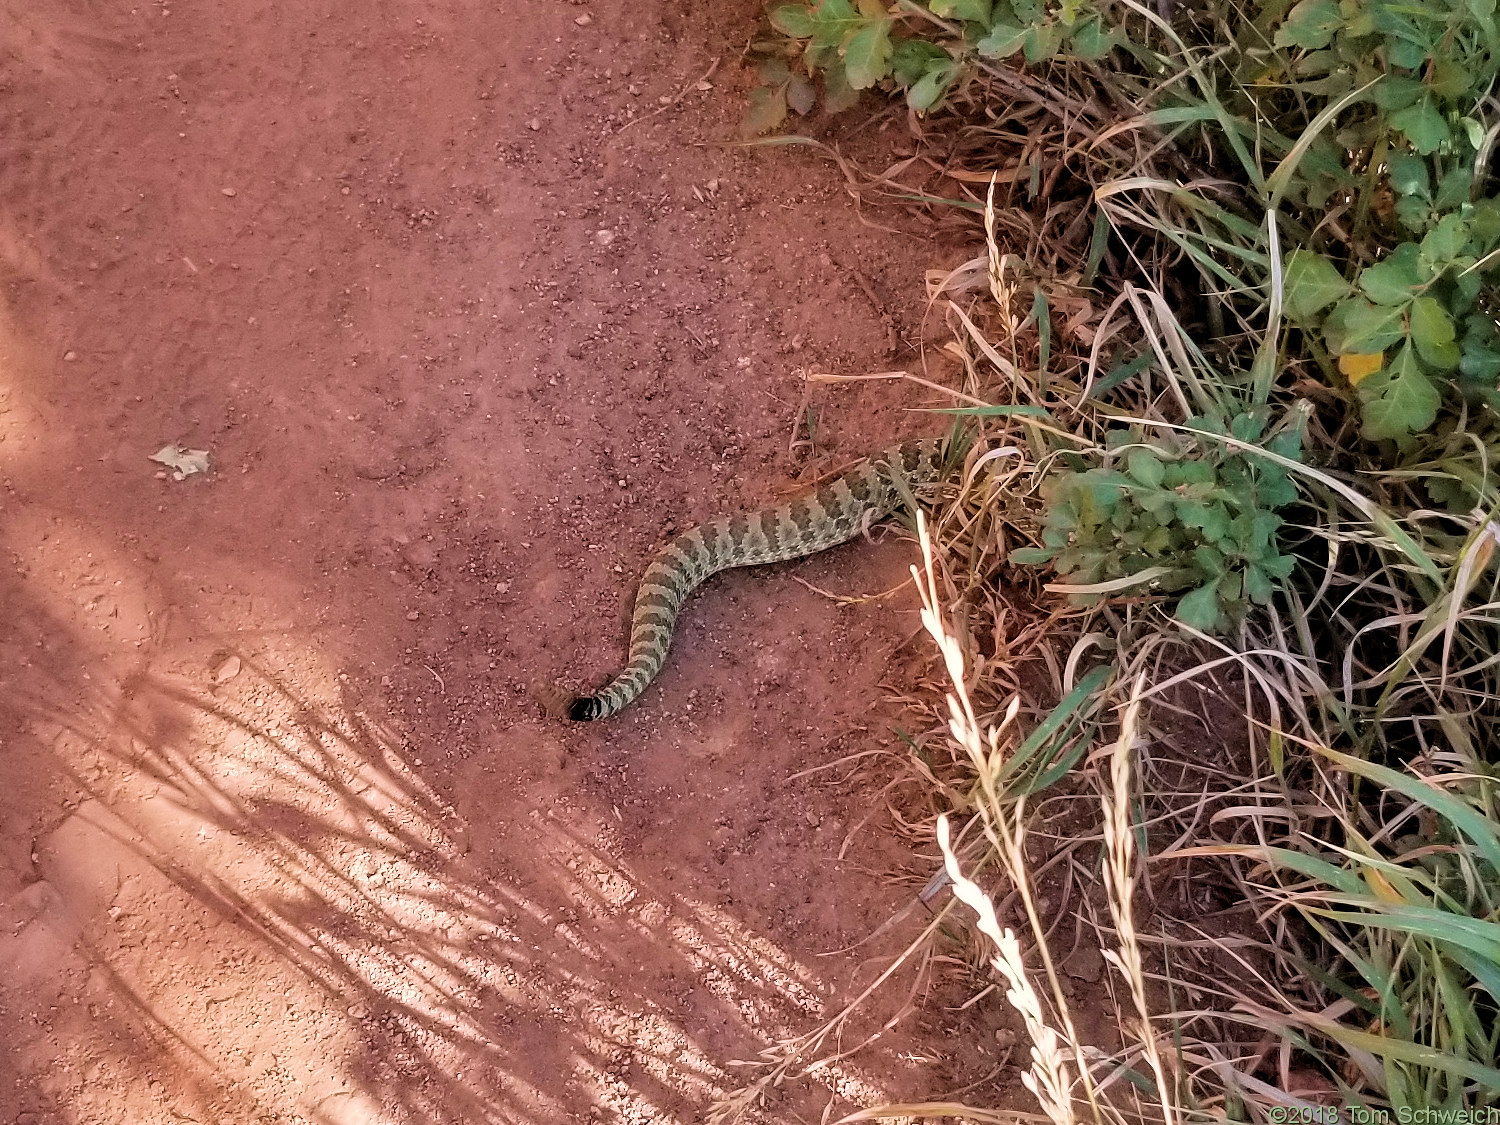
[553,437,946,722]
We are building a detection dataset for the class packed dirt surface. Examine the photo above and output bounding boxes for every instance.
[0,1,1019,1122]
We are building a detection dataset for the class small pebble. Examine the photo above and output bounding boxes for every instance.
[62,350,77,362]
[595,229,616,246]
[220,187,236,197]
[574,12,593,25]
[406,611,419,621]
[527,118,541,131]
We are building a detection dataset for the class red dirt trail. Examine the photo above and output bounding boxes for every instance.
[0,2,1012,1121]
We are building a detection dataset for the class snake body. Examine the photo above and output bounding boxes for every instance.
[560,437,946,721]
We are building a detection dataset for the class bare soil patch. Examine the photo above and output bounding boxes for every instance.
[0,1,1013,1122]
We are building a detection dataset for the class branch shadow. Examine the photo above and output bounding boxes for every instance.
[6,633,892,1123]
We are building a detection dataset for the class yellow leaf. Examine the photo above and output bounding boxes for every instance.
[1338,351,1384,385]
[1363,865,1406,904]
[1472,525,1496,576]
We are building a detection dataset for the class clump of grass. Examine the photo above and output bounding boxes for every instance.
[874,443,1500,1119]
[1187,746,1500,1104]
[896,192,1500,1113]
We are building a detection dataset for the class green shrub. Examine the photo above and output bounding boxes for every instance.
[1015,416,1302,629]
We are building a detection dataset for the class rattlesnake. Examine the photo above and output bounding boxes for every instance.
[548,437,947,722]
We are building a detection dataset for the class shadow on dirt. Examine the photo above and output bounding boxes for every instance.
[2,610,848,1122]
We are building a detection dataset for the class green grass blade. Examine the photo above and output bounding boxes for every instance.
[1319,749,1500,873]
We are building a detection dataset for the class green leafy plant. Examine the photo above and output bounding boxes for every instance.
[1253,0,1500,442]
[1278,171,1500,444]
[1283,195,1500,444]
[1013,415,1302,631]
[1270,0,1497,154]
[743,0,1117,133]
